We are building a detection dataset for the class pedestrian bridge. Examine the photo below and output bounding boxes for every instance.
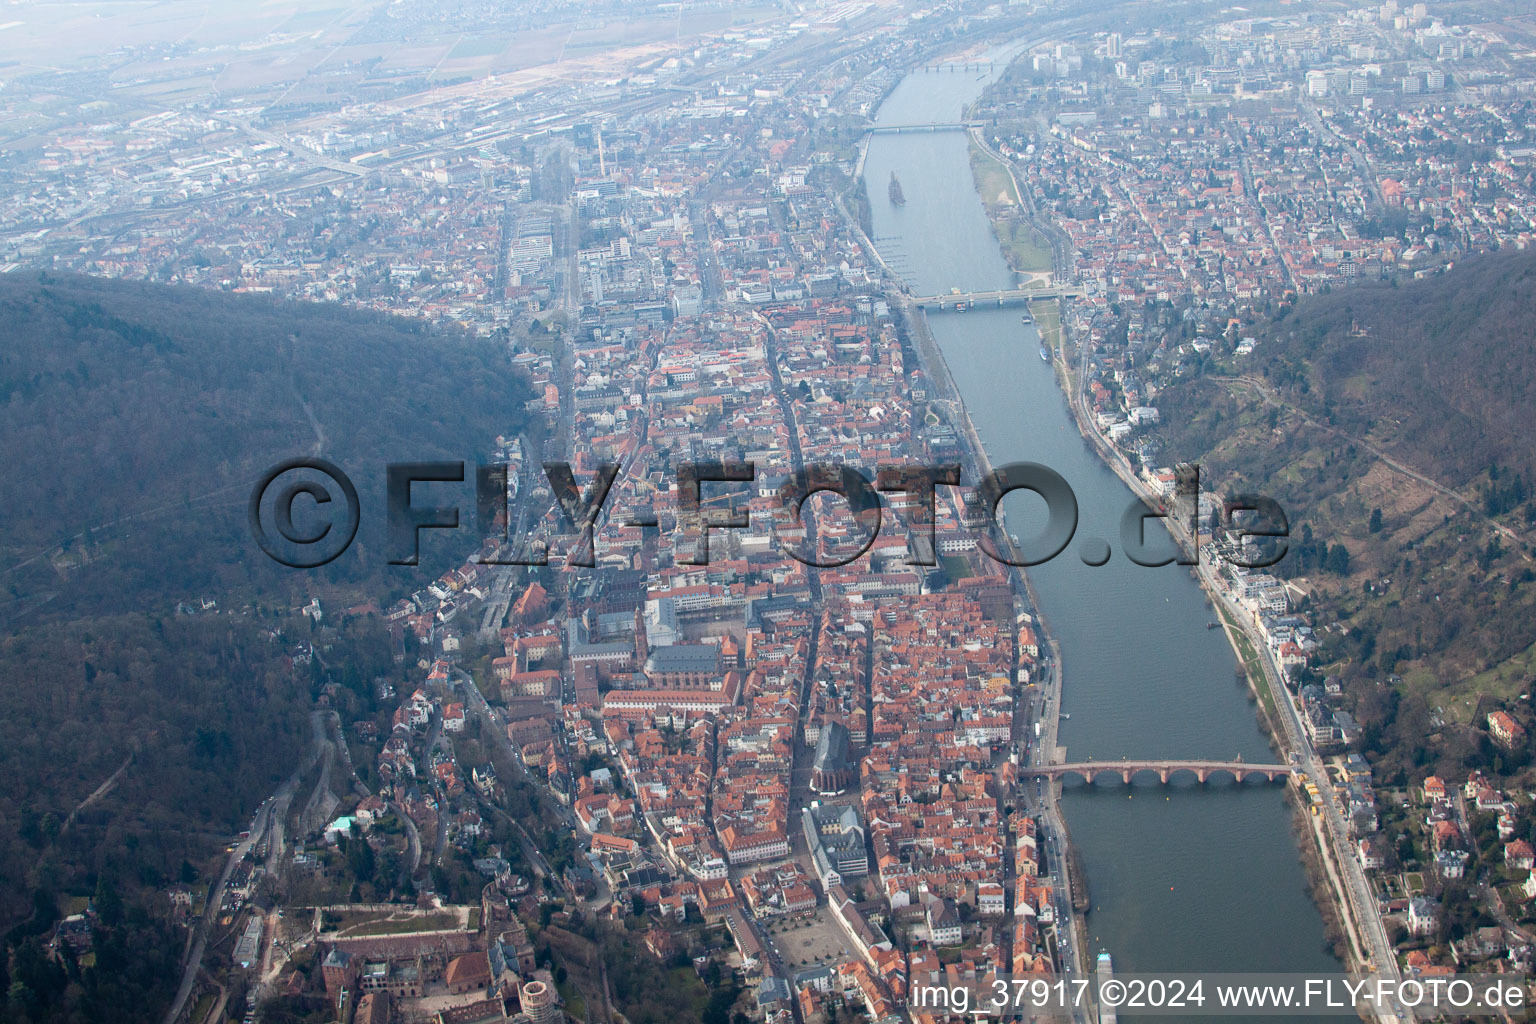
[1023,759,1293,786]
[909,286,1085,309]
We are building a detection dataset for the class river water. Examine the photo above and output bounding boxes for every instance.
[863,63,1340,1009]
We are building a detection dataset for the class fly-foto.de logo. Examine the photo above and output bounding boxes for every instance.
[249,458,1289,571]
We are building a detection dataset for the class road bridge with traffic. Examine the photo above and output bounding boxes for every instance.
[909,286,1086,309]
[867,120,984,134]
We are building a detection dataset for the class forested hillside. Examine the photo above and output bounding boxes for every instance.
[1245,250,1536,489]
[1158,250,1536,783]
[0,273,528,1022]
[0,271,529,620]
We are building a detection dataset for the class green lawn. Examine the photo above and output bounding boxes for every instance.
[1004,223,1054,275]
[558,978,587,1020]
[968,139,1056,277]
[942,554,972,581]
[1457,638,1536,716]
[1031,299,1063,353]
[969,144,1020,208]
[1219,605,1277,721]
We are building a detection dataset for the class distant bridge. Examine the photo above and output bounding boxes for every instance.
[917,62,998,73]
[1022,759,1293,786]
[867,120,984,135]
[909,286,1086,309]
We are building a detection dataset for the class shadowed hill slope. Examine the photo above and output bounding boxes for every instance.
[0,273,528,1007]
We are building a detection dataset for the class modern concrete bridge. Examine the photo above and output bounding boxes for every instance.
[867,120,985,134]
[909,285,1086,309]
[917,62,998,73]
[1022,759,1293,785]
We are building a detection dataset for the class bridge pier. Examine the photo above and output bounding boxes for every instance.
[1159,769,1171,784]
[1196,769,1210,783]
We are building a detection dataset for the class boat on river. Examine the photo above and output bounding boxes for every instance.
[1097,953,1117,1024]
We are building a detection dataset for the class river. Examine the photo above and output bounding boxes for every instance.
[863,60,1341,1014]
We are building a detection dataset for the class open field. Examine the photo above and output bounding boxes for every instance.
[1004,223,1054,274]
[1031,298,1062,352]
[969,141,1058,280]
[0,0,371,70]
[969,144,1020,208]
[448,35,511,61]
